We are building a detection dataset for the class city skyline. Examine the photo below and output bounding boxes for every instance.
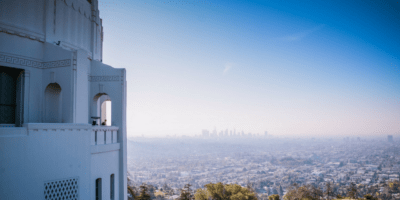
[99,0,400,137]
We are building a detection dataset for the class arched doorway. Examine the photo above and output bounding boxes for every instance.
[92,93,112,126]
[101,100,112,126]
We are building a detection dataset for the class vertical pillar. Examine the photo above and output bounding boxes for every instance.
[22,70,30,124]
[117,69,127,200]
[14,71,24,127]
[72,51,77,123]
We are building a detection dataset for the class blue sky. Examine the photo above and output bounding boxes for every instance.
[99,0,400,137]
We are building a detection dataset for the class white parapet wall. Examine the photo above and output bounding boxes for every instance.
[0,123,122,200]
[0,123,92,200]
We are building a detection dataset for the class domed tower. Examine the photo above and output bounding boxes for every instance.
[0,0,128,199]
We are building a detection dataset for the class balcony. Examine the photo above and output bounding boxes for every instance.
[91,126,120,154]
[1,123,91,137]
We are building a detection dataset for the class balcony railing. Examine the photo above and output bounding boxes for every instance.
[91,126,119,146]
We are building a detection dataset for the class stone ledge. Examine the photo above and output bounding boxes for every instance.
[91,143,120,154]
[24,123,92,131]
[0,127,28,137]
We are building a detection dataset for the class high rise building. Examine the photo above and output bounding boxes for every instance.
[0,1,128,199]
[212,127,217,137]
[202,129,210,137]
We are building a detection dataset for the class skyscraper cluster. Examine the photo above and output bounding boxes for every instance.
[201,128,267,137]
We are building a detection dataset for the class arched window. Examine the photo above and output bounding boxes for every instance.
[110,174,115,200]
[44,83,62,123]
[96,178,102,200]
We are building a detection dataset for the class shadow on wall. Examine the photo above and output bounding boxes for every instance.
[44,83,62,123]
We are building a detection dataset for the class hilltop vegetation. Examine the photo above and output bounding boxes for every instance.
[128,180,400,200]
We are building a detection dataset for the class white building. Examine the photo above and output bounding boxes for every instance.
[0,0,127,199]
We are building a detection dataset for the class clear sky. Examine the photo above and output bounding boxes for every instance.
[99,0,400,138]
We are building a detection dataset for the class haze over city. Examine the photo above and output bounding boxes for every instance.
[2,0,400,199]
[99,0,400,137]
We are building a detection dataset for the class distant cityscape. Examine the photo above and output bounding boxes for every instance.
[201,128,268,138]
[127,134,399,198]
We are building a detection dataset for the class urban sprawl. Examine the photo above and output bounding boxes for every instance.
[127,133,399,199]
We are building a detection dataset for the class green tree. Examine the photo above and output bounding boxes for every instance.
[137,183,152,200]
[194,182,257,200]
[388,180,400,194]
[325,182,333,200]
[128,185,138,200]
[204,182,226,200]
[347,182,357,199]
[364,194,377,200]
[283,184,322,200]
[268,194,280,200]
[309,185,323,200]
[163,183,174,196]
[179,184,194,200]
[194,188,208,200]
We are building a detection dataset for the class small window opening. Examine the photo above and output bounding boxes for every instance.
[95,131,97,145]
[110,174,115,200]
[96,178,102,200]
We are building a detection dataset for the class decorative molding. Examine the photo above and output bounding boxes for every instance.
[0,54,42,68]
[43,59,71,68]
[89,75,120,82]
[0,54,71,69]
[44,177,79,200]
[0,22,45,43]
[60,0,91,20]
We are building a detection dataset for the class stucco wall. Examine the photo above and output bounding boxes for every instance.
[0,0,46,41]
[0,123,92,200]
[91,150,120,200]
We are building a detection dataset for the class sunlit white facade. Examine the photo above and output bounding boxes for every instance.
[0,0,127,199]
